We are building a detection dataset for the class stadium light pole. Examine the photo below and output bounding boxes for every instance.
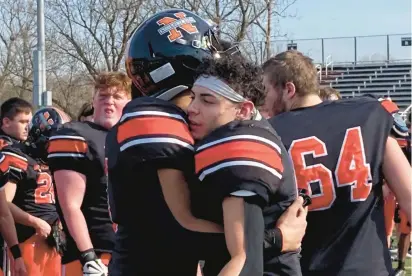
[33,0,51,109]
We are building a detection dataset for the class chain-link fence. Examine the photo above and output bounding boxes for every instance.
[240,33,412,65]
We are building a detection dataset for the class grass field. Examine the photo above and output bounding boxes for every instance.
[392,255,411,274]
[390,234,411,274]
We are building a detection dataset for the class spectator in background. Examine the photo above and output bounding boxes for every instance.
[319,87,342,101]
[77,103,94,122]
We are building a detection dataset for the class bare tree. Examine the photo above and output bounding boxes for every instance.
[0,0,297,115]
[157,0,296,63]
[252,0,297,61]
[45,0,158,78]
[0,0,36,99]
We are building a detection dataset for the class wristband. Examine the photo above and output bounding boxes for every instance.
[80,248,97,266]
[10,244,21,259]
[273,227,283,252]
[298,188,312,207]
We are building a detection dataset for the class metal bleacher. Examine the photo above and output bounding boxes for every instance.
[319,60,412,110]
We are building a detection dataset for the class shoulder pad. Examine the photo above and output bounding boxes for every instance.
[47,122,88,158]
[121,97,188,122]
[0,135,14,149]
[379,98,399,114]
[0,145,29,173]
[194,120,284,203]
[111,97,193,170]
[378,99,409,138]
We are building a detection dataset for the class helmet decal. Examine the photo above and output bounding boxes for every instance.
[156,12,199,42]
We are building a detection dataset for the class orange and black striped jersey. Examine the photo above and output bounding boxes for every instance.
[192,119,288,219]
[106,97,194,226]
[379,98,411,163]
[270,96,393,276]
[0,152,12,190]
[106,98,197,272]
[0,144,58,243]
[190,119,300,274]
[47,121,114,264]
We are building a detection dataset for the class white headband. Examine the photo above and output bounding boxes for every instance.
[194,76,246,103]
[193,75,262,121]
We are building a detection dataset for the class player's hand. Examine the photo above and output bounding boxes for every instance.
[13,257,28,276]
[276,196,308,252]
[34,218,52,239]
[82,259,108,276]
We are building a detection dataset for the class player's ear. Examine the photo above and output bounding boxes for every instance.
[2,117,10,127]
[237,101,254,120]
[285,82,296,99]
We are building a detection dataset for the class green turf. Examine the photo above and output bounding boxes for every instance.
[392,258,411,274]
[390,233,411,274]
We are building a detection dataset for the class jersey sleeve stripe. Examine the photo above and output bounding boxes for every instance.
[47,139,88,154]
[198,160,283,181]
[120,110,188,124]
[49,135,86,141]
[120,137,194,152]
[0,152,29,172]
[0,154,6,172]
[380,99,399,114]
[197,134,281,153]
[195,140,283,174]
[117,116,194,144]
[396,138,408,148]
[47,153,86,158]
[230,190,258,197]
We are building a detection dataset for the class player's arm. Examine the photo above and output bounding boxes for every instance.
[4,181,51,238]
[48,127,106,273]
[383,136,412,222]
[47,126,94,250]
[158,168,223,233]
[0,188,21,254]
[53,170,93,251]
[218,196,264,276]
[0,188,27,276]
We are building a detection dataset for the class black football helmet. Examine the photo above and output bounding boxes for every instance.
[126,9,239,100]
[29,106,71,144]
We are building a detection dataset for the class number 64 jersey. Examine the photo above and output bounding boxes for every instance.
[0,144,58,243]
[270,96,394,276]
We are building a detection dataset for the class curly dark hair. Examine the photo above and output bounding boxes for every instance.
[194,56,266,107]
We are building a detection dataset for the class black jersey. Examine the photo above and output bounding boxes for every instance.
[106,97,197,274]
[191,119,300,275]
[47,121,114,264]
[270,96,393,276]
[0,144,58,243]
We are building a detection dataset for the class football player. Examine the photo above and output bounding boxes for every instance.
[106,10,226,275]
[263,50,412,275]
[47,72,131,276]
[107,9,307,276]
[0,98,32,147]
[0,97,32,276]
[319,87,341,101]
[187,56,301,275]
[2,106,70,276]
[380,98,412,276]
[0,152,27,276]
